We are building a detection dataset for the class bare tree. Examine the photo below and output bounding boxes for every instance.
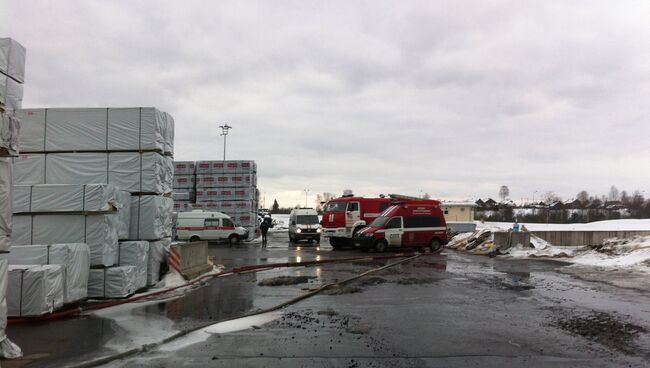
[608,185,620,201]
[498,185,510,201]
[544,191,561,203]
[576,190,589,204]
[620,190,630,205]
[423,192,431,199]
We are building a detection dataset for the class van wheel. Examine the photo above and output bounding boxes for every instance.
[189,236,200,242]
[429,238,442,252]
[374,239,388,253]
[229,235,240,245]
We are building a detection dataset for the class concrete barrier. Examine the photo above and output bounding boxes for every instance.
[493,232,531,251]
[530,231,650,247]
[447,221,477,233]
[168,241,213,279]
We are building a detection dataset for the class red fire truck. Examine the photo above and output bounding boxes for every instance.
[321,194,440,249]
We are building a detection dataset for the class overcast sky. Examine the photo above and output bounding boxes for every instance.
[2,0,650,207]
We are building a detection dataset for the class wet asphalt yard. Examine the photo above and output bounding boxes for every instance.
[4,231,650,368]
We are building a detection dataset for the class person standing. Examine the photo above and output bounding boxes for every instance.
[260,215,273,246]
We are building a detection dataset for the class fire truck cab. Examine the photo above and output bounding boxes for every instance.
[321,195,392,249]
[353,202,447,252]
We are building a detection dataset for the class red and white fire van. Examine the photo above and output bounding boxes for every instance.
[353,202,447,252]
[321,194,442,249]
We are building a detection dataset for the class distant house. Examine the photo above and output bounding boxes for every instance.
[442,201,477,222]
[482,198,498,210]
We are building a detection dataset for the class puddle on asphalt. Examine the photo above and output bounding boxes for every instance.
[158,311,282,352]
[204,311,282,334]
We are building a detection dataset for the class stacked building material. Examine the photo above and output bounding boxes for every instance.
[172,161,196,212]
[117,241,149,290]
[194,160,259,239]
[6,264,64,317]
[7,244,90,303]
[0,158,12,253]
[147,238,169,285]
[11,107,174,297]
[87,266,138,299]
[1,111,20,157]
[11,184,123,267]
[0,38,25,110]
[0,37,23,360]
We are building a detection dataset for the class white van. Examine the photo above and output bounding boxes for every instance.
[176,210,248,244]
[288,208,321,243]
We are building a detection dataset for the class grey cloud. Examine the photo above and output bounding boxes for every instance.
[2,0,650,205]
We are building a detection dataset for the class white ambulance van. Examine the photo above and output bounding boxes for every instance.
[288,208,321,243]
[176,210,248,244]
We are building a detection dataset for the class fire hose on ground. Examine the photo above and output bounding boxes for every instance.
[7,250,442,367]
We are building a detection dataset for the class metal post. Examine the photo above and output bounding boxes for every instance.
[219,124,232,161]
[304,189,309,207]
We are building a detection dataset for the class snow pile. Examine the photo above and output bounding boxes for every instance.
[480,219,650,232]
[449,223,575,258]
[570,236,650,267]
[450,225,650,269]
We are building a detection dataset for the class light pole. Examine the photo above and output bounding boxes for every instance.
[304,189,310,208]
[219,124,232,161]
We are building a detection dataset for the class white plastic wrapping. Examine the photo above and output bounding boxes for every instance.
[118,241,149,290]
[115,190,131,240]
[1,111,20,156]
[0,73,23,110]
[12,184,118,213]
[109,152,172,194]
[13,214,118,267]
[7,264,64,317]
[173,161,195,175]
[130,195,173,240]
[14,107,173,153]
[87,266,137,299]
[1,258,22,358]
[0,38,26,83]
[196,160,256,174]
[163,112,174,156]
[7,244,90,303]
[0,158,12,252]
[12,152,172,193]
[196,173,257,188]
[196,187,256,201]
[147,238,169,286]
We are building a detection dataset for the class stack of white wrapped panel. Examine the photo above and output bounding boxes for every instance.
[6,264,64,317]
[1,111,20,156]
[130,195,173,240]
[0,38,25,110]
[10,107,175,298]
[0,158,12,252]
[7,243,90,303]
[172,161,196,212]
[11,184,126,267]
[117,241,149,290]
[12,152,172,194]
[14,108,173,155]
[191,160,259,239]
[0,40,23,357]
[147,238,169,285]
[87,266,138,299]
